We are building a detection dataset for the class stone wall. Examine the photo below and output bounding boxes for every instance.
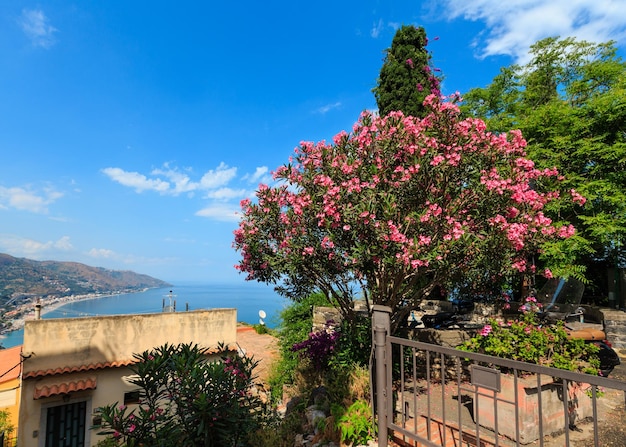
[601,308,626,349]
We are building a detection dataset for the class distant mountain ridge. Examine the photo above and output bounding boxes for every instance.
[0,253,171,300]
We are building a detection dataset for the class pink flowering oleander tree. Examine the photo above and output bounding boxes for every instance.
[233,95,582,330]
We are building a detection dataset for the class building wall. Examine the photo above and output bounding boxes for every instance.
[18,309,237,446]
[0,345,22,433]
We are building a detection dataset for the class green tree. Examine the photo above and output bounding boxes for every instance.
[373,25,441,118]
[462,37,626,293]
[234,95,579,331]
[95,343,263,447]
[0,409,14,439]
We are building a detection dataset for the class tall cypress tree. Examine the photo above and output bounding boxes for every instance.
[373,25,441,118]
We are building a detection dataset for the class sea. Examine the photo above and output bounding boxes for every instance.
[0,282,287,348]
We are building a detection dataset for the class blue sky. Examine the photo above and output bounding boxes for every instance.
[1,1,625,284]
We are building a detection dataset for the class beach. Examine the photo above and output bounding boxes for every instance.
[1,283,286,348]
[2,289,152,336]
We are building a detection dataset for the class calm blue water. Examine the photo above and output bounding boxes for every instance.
[1,282,287,348]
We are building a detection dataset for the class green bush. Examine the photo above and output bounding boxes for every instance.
[253,323,269,334]
[460,303,600,374]
[332,400,377,446]
[94,343,264,447]
[267,292,329,401]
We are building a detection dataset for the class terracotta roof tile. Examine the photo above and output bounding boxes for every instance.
[34,376,97,399]
[23,345,236,379]
[0,345,23,383]
[23,359,136,379]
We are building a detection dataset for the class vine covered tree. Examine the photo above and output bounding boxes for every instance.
[373,25,441,118]
[462,37,626,295]
[234,95,581,330]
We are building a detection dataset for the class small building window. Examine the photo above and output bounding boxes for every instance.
[123,391,141,405]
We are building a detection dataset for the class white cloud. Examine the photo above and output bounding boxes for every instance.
[0,185,63,214]
[19,9,57,48]
[315,102,342,114]
[102,163,265,222]
[442,0,626,62]
[371,19,385,38]
[103,163,240,197]
[102,167,171,194]
[243,166,270,184]
[195,204,241,222]
[151,165,198,195]
[88,248,116,259]
[0,234,73,258]
[205,187,248,201]
[199,162,237,189]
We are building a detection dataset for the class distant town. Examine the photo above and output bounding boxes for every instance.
[0,253,170,339]
[0,287,151,336]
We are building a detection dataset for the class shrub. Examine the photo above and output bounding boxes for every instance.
[332,400,377,446]
[460,298,600,375]
[94,343,263,447]
[291,320,340,371]
[267,292,329,401]
[253,323,269,334]
[330,315,372,370]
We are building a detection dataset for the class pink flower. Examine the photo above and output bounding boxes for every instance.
[570,189,586,205]
[544,268,553,279]
[480,324,492,336]
[406,58,414,68]
[129,424,136,433]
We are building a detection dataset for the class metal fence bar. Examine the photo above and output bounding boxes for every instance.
[562,379,570,446]
[536,373,544,447]
[370,310,626,447]
[456,358,463,447]
[591,385,599,447]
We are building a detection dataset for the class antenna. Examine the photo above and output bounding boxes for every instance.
[258,309,266,326]
[163,289,177,313]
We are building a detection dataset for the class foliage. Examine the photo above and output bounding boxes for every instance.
[292,321,340,371]
[94,343,263,447]
[96,438,119,447]
[332,400,377,446]
[253,323,269,334]
[329,315,372,370]
[462,37,626,291]
[234,94,579,331]
[460,298,600,374]
[373,25,441,118]
[0,409,13,435]
[268,293,329,400]
[247,411,305,447]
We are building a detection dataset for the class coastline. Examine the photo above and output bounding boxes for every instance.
[1,289,153,336]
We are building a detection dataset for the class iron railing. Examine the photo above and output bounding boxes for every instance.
[372,305,626,447]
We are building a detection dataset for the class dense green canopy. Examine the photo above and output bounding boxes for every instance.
[373,25,441,118]
[462,37,626,296]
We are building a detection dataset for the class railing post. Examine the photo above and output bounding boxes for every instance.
[372,305,391,447]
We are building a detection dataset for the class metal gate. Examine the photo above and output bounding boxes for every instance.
[372,305,626,447]
[45,401,87,447]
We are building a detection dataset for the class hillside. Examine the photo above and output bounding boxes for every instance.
[0,253,171,302]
